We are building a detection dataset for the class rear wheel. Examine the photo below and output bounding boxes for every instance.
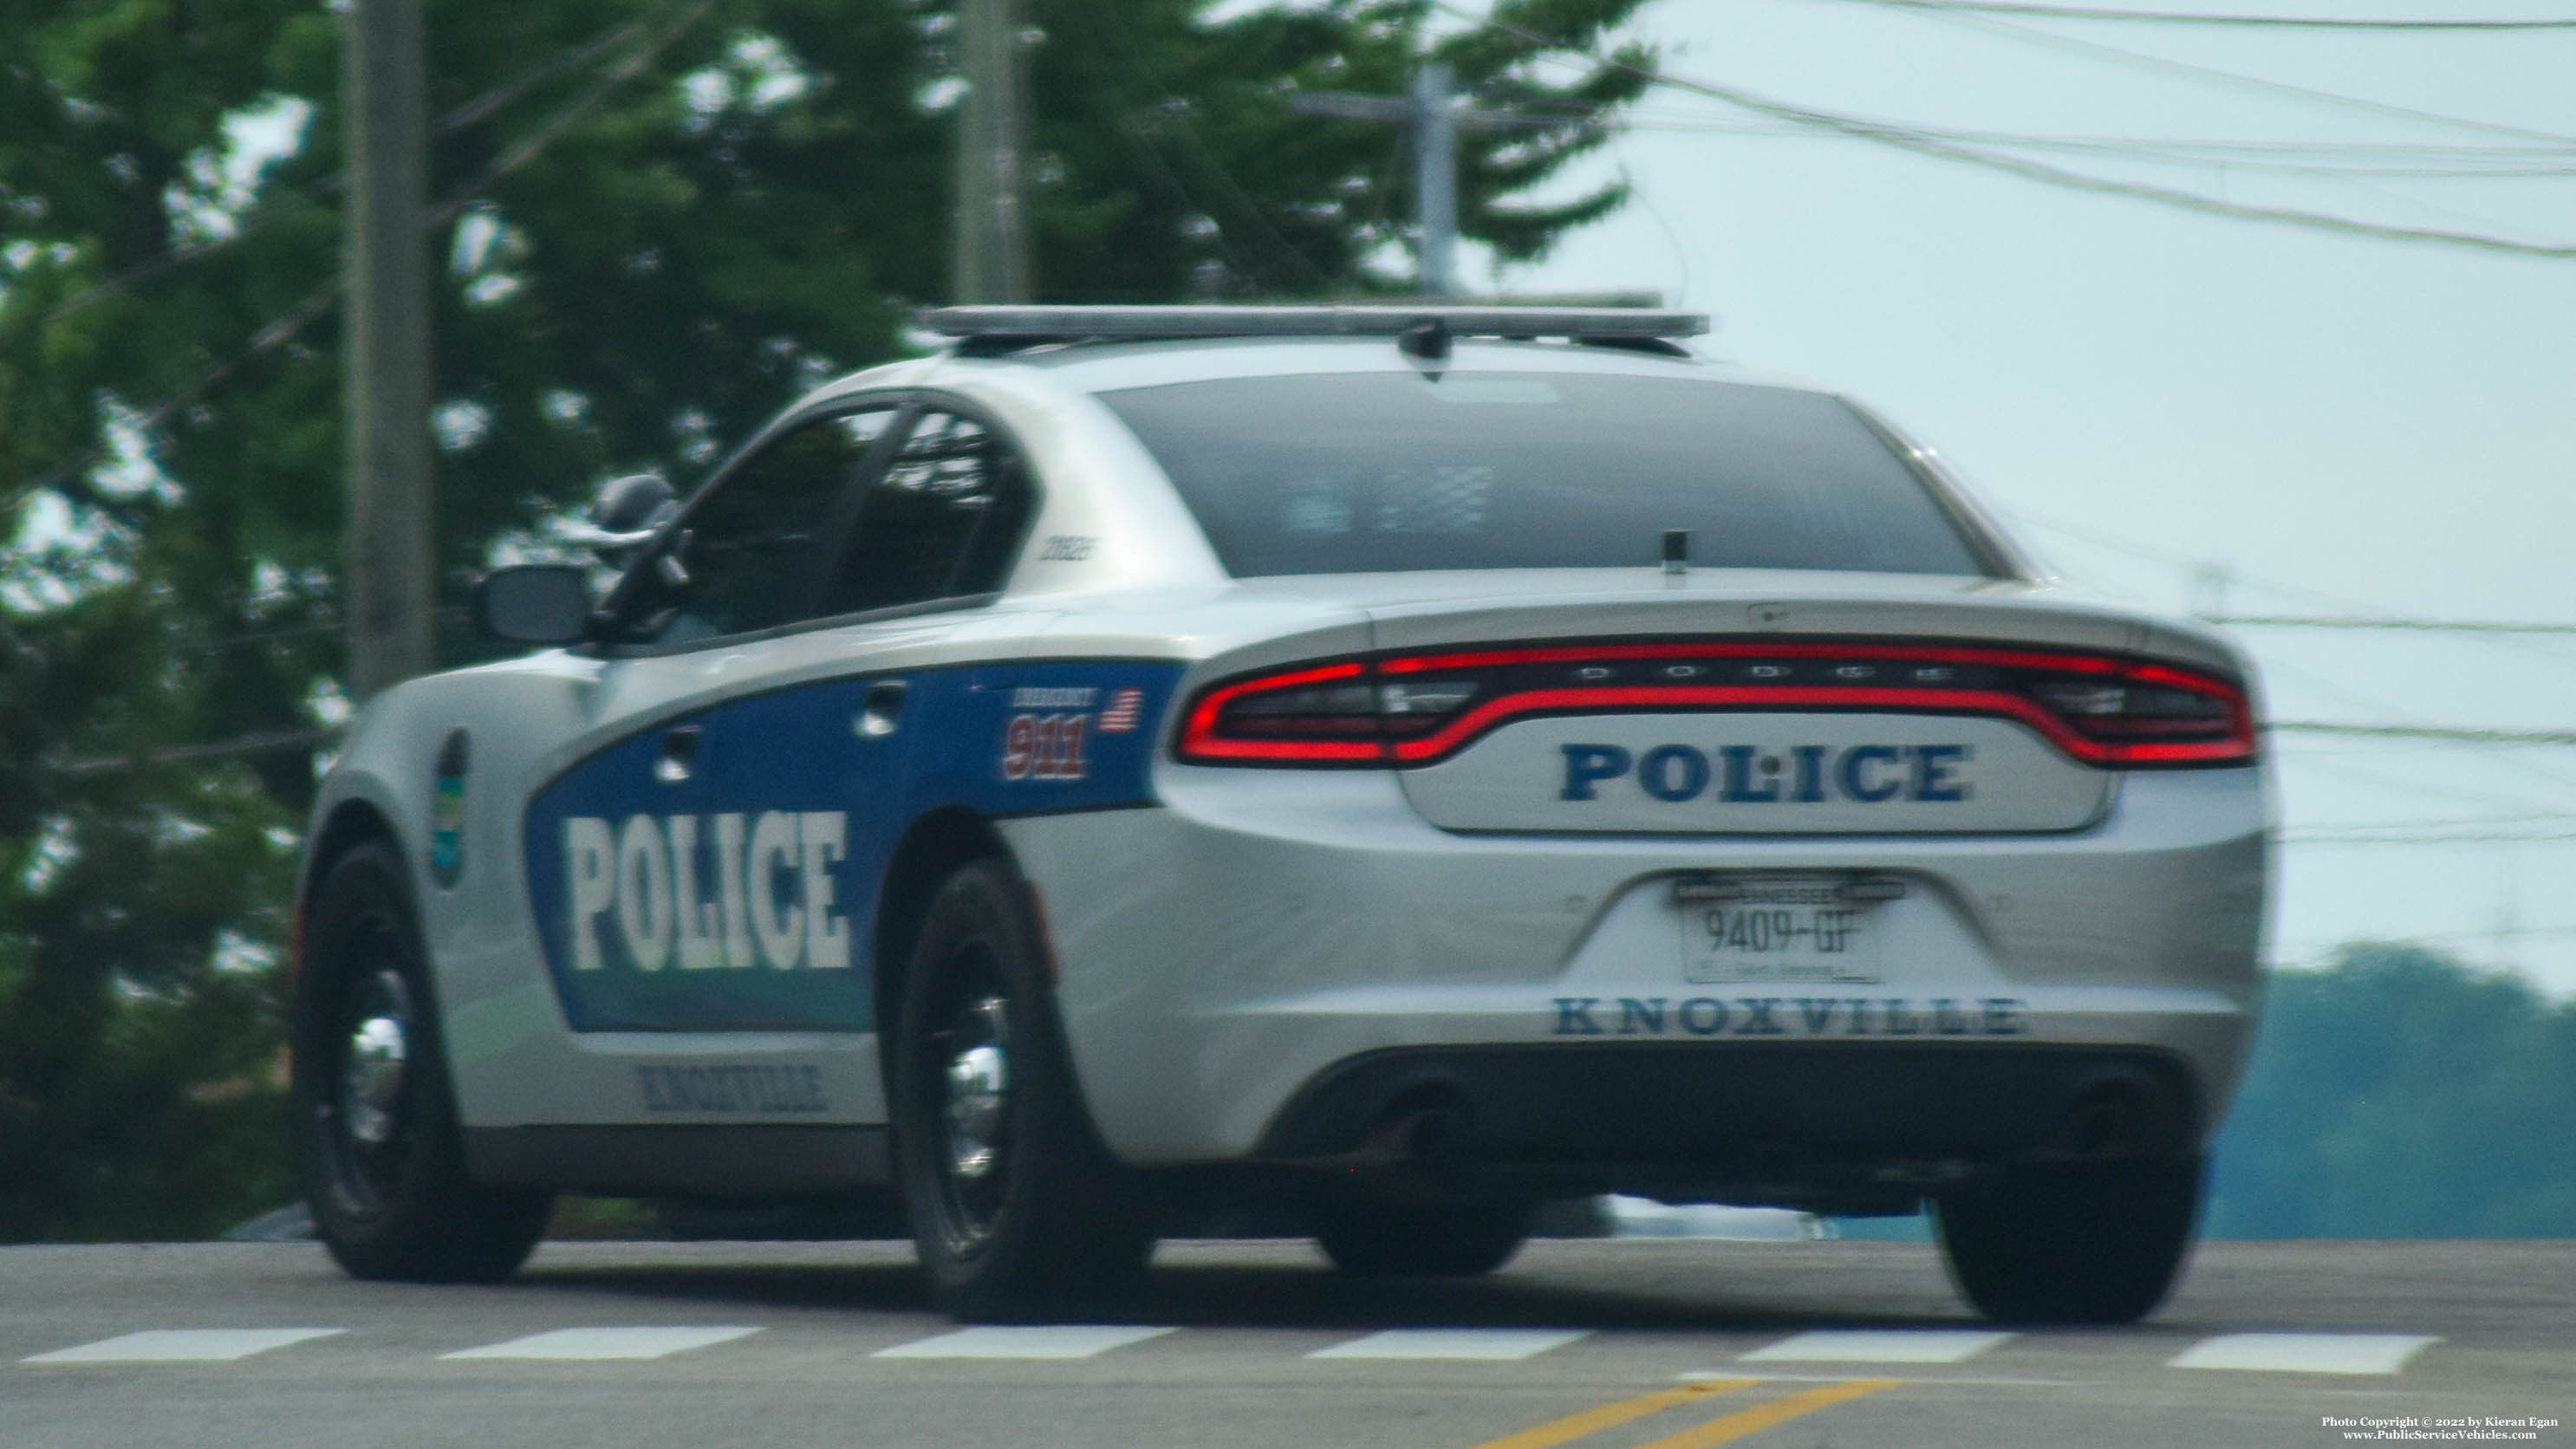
[891,860,1155,1321]
[290,841,550,1283]
[1935,1154,2202,1323]
[1301,1192,1537,1278]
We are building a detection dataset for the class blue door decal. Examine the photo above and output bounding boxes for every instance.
[524,662,1181,1031]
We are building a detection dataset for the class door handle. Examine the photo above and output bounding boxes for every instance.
[654,724,700,784]
[857,680,907,738]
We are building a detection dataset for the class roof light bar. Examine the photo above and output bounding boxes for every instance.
[916,303,1711,345]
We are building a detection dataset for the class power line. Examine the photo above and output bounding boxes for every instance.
[1526,98,2576,158]
[7,4,717,526]
[2286,751,2566,815]
[1612,114,2576,178]
[2211,613,2576,634]
[61,726,342,776]
[2293,809,2576,832]
[1075,0,1334,289]
[1905,5,2576,148]
[15,6,688,337]
[1714,88,2576,256]
[433,10,665,132]
[427,0,718,229]
[2287,834,2576,844]
[1812,0,2576,29]
[4,280,341,519]
[2002,510,2576,669]
[2260,653,2576,802]
[2274,721,2576,745]
[1441,2,2576,256]
[1980,512,2576,784]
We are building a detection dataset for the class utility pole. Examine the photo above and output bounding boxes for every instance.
[953,0,1031,302]
[1293,62,1522,296]
[1411,63,1459,296]
[2190,560,2234,621]
[342,0,433,700]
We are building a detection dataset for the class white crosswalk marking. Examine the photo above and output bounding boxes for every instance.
[2169,1333,2439,1374]
[24,1329,344,1364]
[1742,1329,2017,1364]
[11,1321,2465,1379]
[872,1326,1175,1360]
[1308,1329,1590,1361]
[441,1327,763,1361]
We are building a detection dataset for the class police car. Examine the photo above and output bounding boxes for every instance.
[290,304,2269,1324]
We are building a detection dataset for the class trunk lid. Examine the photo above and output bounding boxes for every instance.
[1271,570,2247,836]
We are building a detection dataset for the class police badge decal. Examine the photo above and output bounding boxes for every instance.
[429,729,469,888]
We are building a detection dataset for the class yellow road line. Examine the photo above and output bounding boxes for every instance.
[1463,1379,1760,1449]
[1630,1379,1903,1449]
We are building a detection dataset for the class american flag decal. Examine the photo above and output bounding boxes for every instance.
[1097,687,1144,734]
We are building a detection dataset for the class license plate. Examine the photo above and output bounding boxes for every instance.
[1674,874,1891,984]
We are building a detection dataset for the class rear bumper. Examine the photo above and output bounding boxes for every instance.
[1254,1041,2198,1209]
[1002,762,2268,1173]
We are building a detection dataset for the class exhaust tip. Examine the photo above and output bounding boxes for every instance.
[2069,1077,2154,1156]
[1370,1081,1478,1166]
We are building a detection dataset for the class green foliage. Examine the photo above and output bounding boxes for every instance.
[1835,944,2576,1244]
[2206,944,2576,1238]
[0,0,1647,1238]
[0,582,300,1239]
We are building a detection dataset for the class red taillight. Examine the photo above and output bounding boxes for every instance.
[1174,641,2254,770]
[1177,662,1388,763]
[2020,660,2253,764]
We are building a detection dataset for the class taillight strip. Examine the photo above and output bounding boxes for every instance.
[1179,660,1382,763]
[1176,643,2254,770]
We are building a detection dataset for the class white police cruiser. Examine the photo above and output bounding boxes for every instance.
[291,304,2269,1323]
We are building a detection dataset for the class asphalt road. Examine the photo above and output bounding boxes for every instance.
[3,1238,2568,1449]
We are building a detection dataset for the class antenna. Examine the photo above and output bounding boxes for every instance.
[1396,315,1452,362]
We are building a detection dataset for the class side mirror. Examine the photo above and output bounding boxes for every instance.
[474,564,593,645]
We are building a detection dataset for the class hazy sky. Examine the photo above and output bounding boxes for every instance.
[1485,0,2576,991]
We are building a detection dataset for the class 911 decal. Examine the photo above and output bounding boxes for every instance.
[1003,713,1090,781]
[999,684,1143,782]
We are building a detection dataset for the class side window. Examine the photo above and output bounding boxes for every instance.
[816,410,1033,617]
[629,407,895,643]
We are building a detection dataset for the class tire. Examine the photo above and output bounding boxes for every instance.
[1934,1153,2203,1324]
[1301,1192,1538,1278]
[890,860,1155,1321]
[290,841,551,1283]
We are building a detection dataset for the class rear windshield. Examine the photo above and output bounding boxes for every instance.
[1094,371,1993,578]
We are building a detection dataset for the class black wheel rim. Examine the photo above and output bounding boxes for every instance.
[320,919,420,1218]
[919,936,1012,1259]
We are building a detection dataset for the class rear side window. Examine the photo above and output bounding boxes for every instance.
[1095,373,1991,578]
[816,410,1032,615]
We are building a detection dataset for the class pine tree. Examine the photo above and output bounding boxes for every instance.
[0,0,1650,1238]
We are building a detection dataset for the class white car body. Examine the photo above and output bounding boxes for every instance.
[297,315,2271,1219]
